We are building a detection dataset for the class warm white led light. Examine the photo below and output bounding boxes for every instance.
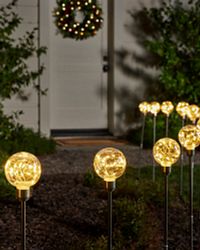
[153,138,180,167]
[93,147,127,182]
[4,152,42,190]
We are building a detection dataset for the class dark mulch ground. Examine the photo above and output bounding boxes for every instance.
[0,145,200,249]
[0,173,107,250]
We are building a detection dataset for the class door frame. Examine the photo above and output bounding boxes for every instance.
[107,0,115,135]
[39,0,115,137]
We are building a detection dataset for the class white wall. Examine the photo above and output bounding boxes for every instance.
[1,0,40,132]
[1,0,161,136]
[113,0,160,135]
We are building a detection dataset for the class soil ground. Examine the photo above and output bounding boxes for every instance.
[0,139,200,249]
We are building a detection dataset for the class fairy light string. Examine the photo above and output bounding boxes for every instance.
[54,0,103,40]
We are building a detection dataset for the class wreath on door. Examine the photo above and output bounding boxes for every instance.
[54,0,103,40]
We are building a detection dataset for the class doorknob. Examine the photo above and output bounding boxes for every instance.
[103,64,109,72]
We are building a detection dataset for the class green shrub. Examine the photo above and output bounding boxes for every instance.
[0,172,15,199]
[83,170,97,187]
[129,111,182,148]
[143,0,200,103]
[0,126,56,155]
[84,164,200,249]
[0,151,15,199]
[84,236,107,250]
[113,197,146,241]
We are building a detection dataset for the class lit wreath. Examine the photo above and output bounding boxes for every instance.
[54,0,103,40]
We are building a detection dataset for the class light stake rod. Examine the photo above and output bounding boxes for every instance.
[180,117,185,197]
[164,167,171,250]
[138,101,149,150]
[165,115,169,137]
[161,101,174,138]
[21,200,26,250]
[140,114,146,150]
[17,189,31,250]
[188,150,194,250]
[106,181,115,250]
[4,152,42,250]
[178,125,200,250]
[93,147,127,250]
[153,138,180,250]
[152,115,156,181]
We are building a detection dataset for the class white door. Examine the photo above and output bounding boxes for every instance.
[48,0,108,133]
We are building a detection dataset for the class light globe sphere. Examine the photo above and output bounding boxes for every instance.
[178,125,200,151]
[153,138,180,167]
[187,104,200,122]
[197,118,200,128]
[149,101,160,116]
[176,102,189,118]
[93,147,127,182]
[139,101,149,115]
[4,152,42,190]
[161,101,174,116]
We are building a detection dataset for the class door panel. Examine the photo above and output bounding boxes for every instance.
[49,0,107,130]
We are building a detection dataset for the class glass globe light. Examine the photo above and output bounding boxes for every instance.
[153,138,180,168]
[138,101,149,115]
[176,102,189,118]
[93,147,127,182]
[178,125,200,151]
[161,101,174,116]
[187,104,200,122]
[197,118,200,128]
[4,152,42,190]
[149,102,160,116]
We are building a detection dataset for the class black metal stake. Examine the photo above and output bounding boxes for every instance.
[180,117,185,197]
[106,182,115,250]
[188,150,194,250]
[138,115,146,179]
[21,200,26,250]
[140,115,146,150]
[17,189,31,250]
[165,115,169,137]
[163,167,171,250]
[152,115,157,181]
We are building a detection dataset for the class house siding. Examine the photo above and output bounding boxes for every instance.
[2,0,160,137]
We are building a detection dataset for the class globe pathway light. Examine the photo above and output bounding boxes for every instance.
[153,138,180,250]
[4,152,42,250]
[138,101,149,116]
[176,101,189,121]
[149,101,160,181]
[178,125,200,151]
[93,147,127,250]
[178,125,200,250]
[187,104,200,124]
[161,101,174,136]
[149,101,160,117]
[176,101,189,197]
[139,101,150,149]
[197,118,200,128]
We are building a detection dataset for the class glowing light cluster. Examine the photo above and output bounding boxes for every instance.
[153,138,180,167]
[161,101,174,116]
[178,125,200,151]
[187,104,200,123]
[138,101,150,115]
[4,152,42,190]
[54,0,103,40]
[176,102,189,118]
[149,101,160,116]
[93,147,127,182]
